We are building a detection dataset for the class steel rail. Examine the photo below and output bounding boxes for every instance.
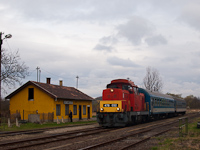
[78,113,199,150]
[119,128,171,150]
[78,120,178,150]
[0,128,112,150]
[0,122,97,137]
[0,127,101,147]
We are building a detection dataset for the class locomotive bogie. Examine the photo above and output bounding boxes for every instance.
[97,112,129,127]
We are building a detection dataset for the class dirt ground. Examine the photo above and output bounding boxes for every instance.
[147,109,200,150]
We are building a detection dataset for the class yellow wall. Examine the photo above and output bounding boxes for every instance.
[9,84,93,121]
[54,100,92,120]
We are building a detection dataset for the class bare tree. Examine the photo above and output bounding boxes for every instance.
[1,49,29,93]
[143,66,163,92]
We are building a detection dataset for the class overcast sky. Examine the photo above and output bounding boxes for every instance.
[1,0,200,98]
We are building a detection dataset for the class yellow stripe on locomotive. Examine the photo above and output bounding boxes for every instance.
[100,100,122,112]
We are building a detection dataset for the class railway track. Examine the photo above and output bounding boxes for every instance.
[0,126,110,150]
[0,113,198,150]
[79,121,174,150]
[79,113,199,150]
[45,113,198,150]
[0,122,97,138]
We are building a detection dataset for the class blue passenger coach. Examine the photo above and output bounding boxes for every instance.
[138,88,175,117]
[173,97,186,115]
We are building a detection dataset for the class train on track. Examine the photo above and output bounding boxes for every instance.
[97,79,186,127]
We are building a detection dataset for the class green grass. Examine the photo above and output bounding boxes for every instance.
[0,120,97,131]
[150,117,200,150]
[151,147,158,150]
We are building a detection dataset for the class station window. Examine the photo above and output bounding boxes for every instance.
[56,104,61,116]
[28,88,34,100]
[65,104,69,115]
[73,105,77,115]
[83,105,86,115]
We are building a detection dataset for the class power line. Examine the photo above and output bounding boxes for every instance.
[4,40,13,51]
[41,68,72,80]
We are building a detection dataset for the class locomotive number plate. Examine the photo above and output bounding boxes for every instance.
[103,104,118,107]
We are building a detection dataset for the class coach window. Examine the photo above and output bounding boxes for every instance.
[155,98,157,106]
[151,98,154,106]
[153,98,155,106]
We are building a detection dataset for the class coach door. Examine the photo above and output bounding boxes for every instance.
[151,98,154,113]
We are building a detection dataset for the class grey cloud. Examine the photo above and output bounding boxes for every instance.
[178,2,200,31]
[117,16,155,45]
[107,56,139,68]
[94,36,117,52]
[145,35,168,46]
[99,36,118,45]
[94,44,113,52]
[1,0,139,23]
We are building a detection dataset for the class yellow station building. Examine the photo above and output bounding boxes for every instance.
[6,78,93,122]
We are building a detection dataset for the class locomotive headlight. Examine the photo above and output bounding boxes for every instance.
[110,89,114,92]
[117,107,120,111]
[101,108,104,111]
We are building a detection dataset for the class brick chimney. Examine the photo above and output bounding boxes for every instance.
[46,78,51,84]
[59,80,63,86]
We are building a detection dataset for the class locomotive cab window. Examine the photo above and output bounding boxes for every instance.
[122,85,129,90]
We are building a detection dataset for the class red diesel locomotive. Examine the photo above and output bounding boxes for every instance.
[97,79,149,127]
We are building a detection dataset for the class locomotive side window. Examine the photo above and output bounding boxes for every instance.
[133,87,138,95]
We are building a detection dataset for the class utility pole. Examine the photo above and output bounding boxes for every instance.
[76,76,79,89]
[36,67,40,82]
[0,32,2,102]
[39,69,41,82]
[0,32,12,124]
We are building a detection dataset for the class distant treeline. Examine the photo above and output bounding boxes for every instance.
[184,95,200,109]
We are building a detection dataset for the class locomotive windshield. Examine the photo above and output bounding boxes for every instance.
[107,84,119,88]
[107,84,131,90]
